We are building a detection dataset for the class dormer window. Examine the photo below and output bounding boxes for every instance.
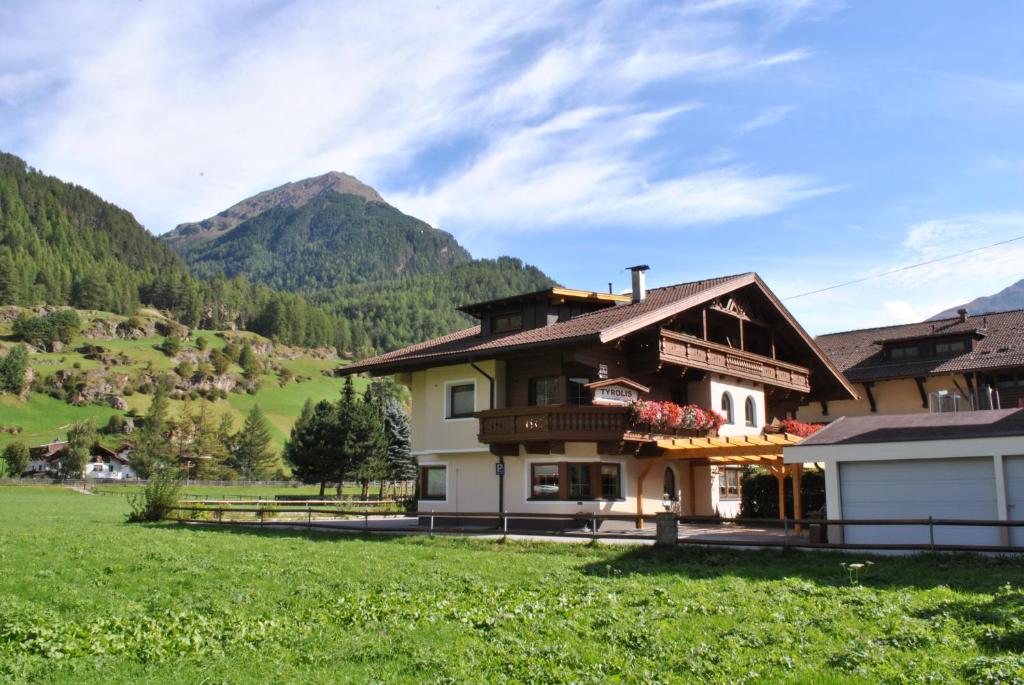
[492,312,523,333]
[935,339,967,355]
[889,345,919,360]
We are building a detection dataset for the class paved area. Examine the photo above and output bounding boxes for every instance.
[251,515,808,548]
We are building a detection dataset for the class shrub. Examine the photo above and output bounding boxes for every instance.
[195,336,207,351]
[126,468,183,522]
[160,336,182,357]
[739,468,825,519]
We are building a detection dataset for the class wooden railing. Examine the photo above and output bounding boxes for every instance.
[658,329,811,392]
[476,405,631,444]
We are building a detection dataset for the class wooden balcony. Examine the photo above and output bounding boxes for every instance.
[658,329,811,392]
[476,405,631,451]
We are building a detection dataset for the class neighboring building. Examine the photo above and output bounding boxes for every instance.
[25,441,136,479]
[341,269,855,525]
[785,409,1024,548]
[798,308,1024,422]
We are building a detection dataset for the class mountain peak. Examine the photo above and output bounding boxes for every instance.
[163,171,385,248]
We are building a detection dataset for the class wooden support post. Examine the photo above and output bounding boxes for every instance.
[688,462,697,516]
[863,382,877,413]
[914,377,928,409]
[769,464,786,521]
[792,464,803,533]
[769,330,776,359]
[636,459,657,529]
[739,319,745,352]
[702,308,708,340]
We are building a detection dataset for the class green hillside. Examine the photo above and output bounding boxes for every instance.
[0,307,360,456]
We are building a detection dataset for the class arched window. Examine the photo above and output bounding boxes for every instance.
[745,396,757,427]
[721,392,735,424]
[664,467,677,500]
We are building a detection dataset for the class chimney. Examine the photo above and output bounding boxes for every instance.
[957,308,968,323]
[628,265,649,303]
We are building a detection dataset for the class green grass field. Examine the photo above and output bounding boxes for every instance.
[1,487,1023,684]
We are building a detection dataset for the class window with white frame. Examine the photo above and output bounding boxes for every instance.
[744,396,757,427]
[446,382,475,419]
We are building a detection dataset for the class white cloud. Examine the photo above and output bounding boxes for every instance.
[739,104,795,132]
[0,0,826,234]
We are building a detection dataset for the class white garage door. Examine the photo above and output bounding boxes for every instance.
[1004,455,1024,547]
[839,457,1000,547]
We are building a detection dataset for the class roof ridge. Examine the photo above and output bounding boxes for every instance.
[646,272,754,293]
[818,307,1024,338]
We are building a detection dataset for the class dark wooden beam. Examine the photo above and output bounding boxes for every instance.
[863,381,877,413]
[819,400,828,417]
[914,377,928,409]
[489,444,518,457]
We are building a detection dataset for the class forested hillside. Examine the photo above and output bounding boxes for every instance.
[179,192,472,290]
[0,152,343,349]
[168,173,556,353]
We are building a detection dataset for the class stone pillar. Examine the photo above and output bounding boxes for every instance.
[655,512,677,547]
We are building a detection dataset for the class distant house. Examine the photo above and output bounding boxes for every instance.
[25,441,136,480]
[798,308,1024,421]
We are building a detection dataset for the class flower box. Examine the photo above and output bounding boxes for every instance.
[628,400,724,438]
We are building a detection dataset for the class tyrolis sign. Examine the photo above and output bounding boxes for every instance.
[585,378,651,406]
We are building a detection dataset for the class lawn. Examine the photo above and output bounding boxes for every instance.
[1,487,1023,684]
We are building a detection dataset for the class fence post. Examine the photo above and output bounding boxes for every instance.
[430,511,434,537]
[502,511,508,538]
[307,507,311,530]
[783,516,790,548]
[364,511,369,530]
[591,516,597,537]
[928,516,935,551]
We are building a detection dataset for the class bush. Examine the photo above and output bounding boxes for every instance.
[739,468,825,519]
[126,468,183,522]
[195,336,207,351]
[160,336,182,357]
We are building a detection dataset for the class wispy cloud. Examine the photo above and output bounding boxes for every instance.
[0,0,827,235]
[739,104,795,133]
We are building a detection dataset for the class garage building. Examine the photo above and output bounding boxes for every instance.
[785,409,1024,548]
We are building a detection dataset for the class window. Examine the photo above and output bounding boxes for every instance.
[446,382,474,419]
[420,465,447,500]
[744,396,757,428]
[718,468,741,499]
[529,376,560,406]
[531,464,560,499]
[568,463,591,499]
[890,345,920,360]
[492,312,522,333]
[935,340,967,355]
[568,377,591,406]
[663,467,676,500]
[600,464,622,499]
[721,392,735,425]
[529,462,623,500]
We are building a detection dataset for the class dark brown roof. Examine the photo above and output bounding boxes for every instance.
[816,309,1024,383]
[794,408,1024,446]
[339,272,857,400]
[341,273,751,374]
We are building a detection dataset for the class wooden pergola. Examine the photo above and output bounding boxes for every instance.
[636,434,805,527]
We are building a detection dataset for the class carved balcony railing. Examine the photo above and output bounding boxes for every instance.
[476,405,631,445]
[658,329,811,392]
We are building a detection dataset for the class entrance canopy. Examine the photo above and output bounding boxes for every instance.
[653,434,803,463]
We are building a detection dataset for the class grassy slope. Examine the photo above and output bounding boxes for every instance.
[2,487,1023,684]
[0,321,361,452]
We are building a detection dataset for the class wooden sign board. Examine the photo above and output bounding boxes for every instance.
[585,377,650,406]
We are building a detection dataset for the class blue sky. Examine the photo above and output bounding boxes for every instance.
[2,1,1023,335]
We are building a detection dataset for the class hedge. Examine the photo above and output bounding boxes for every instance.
[739,469,825,519]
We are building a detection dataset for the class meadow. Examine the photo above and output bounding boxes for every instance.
[1,487,1023,684]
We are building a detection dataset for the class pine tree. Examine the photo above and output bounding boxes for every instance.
[283,400,339,497]
[230,405,276,479]
[239,342,259,379]
[131,379,172,478]
[348,384,388,498]
[382,397,415,494]
[0,344,28,393]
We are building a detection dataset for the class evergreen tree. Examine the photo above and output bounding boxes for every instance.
[131,380,172,478]
[0,344,28,393]
[61,419,95,480]
[238,342,259,379]
[283,400,339,497]
[230,405,276,479]
[3,441,30,477]
[347,381,388,498]
[382,397,415,495]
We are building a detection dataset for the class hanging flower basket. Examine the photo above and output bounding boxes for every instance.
[628,400,724,437]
